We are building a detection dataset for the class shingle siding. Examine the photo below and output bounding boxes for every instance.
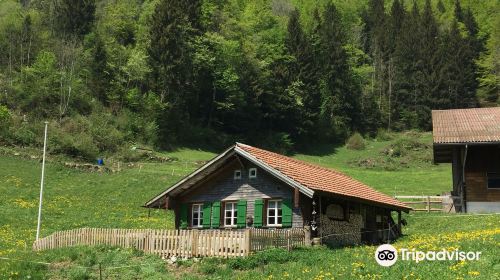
[180,162,304,228]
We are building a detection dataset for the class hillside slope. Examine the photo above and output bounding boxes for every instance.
[1,132,499,279]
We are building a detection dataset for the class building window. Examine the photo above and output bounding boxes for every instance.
[487,173,500,189]
[249,168,257,178]
[224,202,238,227]
[191,204,203,228]
[267,200,282,226]
[234,170,242,179]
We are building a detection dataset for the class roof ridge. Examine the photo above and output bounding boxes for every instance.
[238,143,356,179]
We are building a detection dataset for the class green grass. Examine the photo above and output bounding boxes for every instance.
[295,132,451,195]
[1,132,497,279]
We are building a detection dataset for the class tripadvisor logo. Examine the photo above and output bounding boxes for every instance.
[374,244,482,267]
[375,244,398,267]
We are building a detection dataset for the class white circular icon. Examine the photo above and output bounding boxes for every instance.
[374,244,398,267]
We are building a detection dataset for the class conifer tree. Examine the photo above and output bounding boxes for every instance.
[285,9,320,141]
[318,3,361,139]
[417,0,440,128]
[437,0,446,13]
[454,0,464,22]
[437,19,478,108]
[89,35,110,104]
[55,0,95,37]
[148,0,202,145]
[392,1,422,129]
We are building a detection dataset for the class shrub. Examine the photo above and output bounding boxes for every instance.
[50,130,99,161]
[0,105,12,142]
[89,113,124,153]
[376,128,393,141]
[346,132,365,150]
[0,105,10,124]
[265,132,294,154]
[49,118,99,161]
[13,124,36,146]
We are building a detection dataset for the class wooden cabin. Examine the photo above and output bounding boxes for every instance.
[433,107,500,213]
[145,143,410,245]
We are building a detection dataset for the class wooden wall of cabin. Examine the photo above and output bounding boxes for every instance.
[451,146,463,196]
[360,205,395,244]
[464,145,500,202]
[176,158,304,228]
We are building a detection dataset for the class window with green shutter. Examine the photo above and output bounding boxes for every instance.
[180,203,188,229]
[282,198,292,227]
[236,200,247,228]
[211,201,221,228]
[202,202,212,229]
[254,199,264,227]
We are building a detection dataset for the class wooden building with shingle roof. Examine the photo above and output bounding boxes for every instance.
[432,107,500,213]
[145,143,410,245]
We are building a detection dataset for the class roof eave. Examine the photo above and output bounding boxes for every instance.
[433,141,500,145]
[314,190,411,212]
[144,145,237,207]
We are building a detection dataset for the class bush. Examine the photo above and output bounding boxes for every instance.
[386,137,429,158]
[50,130,99,161]
[376,128,393,141]
[0,105,12,143]
[49,118,99,161]
[265,132,294,154]
[89,113,124,153]
[346,132,365,150]
[13,124,36,146]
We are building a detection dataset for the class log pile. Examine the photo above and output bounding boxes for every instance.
[319,213,363,246]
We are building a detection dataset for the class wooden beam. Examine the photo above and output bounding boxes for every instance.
[294,187,300,208]
[397,211,402,235]
[235,155,245,168]
[164,195,170,209]
[319,195,322,245]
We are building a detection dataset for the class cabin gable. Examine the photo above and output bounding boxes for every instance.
[176,157,304,228]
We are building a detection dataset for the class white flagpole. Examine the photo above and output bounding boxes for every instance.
[36,121,49,241]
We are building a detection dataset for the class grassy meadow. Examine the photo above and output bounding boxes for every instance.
[1,132,499,279]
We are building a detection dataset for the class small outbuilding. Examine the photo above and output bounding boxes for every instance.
[432,107,500,213]
[145,143,410,245]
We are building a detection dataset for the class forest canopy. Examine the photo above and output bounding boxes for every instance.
[0,0,498,158]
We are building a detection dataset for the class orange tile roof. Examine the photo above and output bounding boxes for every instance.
[432,107,500,144]
[236,143,410,210]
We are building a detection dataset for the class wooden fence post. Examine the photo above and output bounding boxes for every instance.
[427,196,431,213]
[304,226,311,247]
[245,229,251,256]
[192,229,199,257]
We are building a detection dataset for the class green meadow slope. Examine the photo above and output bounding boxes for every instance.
[1,132,498,279]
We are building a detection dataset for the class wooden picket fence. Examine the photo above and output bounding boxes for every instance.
[250,228,306,251]
[395,195,456,212]
[32,227,307,258]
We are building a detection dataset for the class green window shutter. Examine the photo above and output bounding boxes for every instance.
[211,201,221,228]
[254,199,264,228]
[180,203,188,229]
[202,202,212,229]
[237,200,247,228]
[282,198,292,227]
